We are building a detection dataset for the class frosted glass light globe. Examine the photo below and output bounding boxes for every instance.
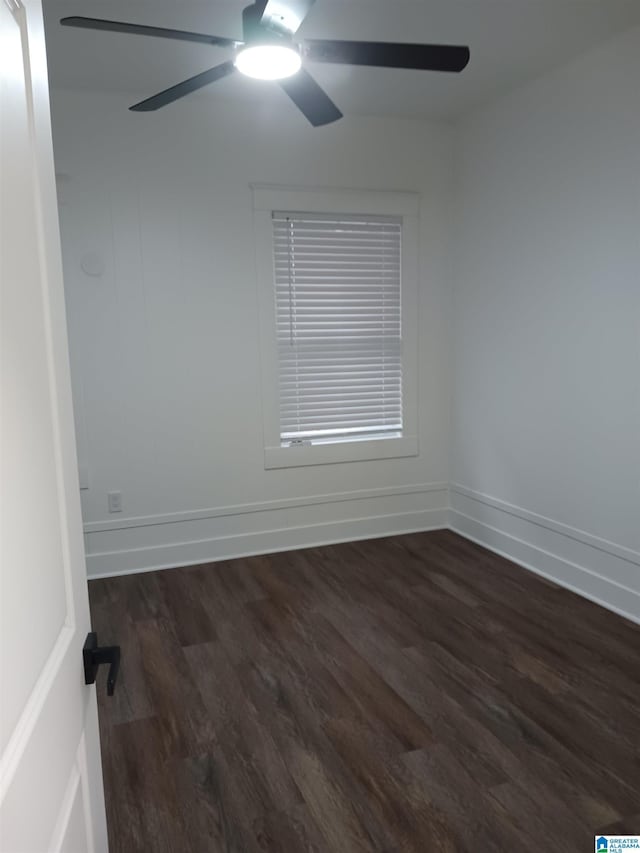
[235,44,301,80]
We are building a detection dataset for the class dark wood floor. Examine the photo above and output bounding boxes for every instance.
[89,530,640,852]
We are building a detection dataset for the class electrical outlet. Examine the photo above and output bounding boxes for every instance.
[107,491,122,513]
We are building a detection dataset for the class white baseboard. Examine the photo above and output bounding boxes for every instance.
[449,485,640,626]
[83,482,448,534]
[85,485,448,577]
[86,509,448,578]
[84,480,640,627]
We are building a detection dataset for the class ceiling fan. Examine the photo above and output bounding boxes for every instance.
[60,0,470,126]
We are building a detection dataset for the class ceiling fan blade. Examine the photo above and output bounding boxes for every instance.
[279,68,342,126]
[60,17,238,48]
[259,0,316,34]
[304,40,470,72]
[129,61,237,111]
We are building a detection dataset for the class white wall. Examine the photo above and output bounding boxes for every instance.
[450,27,640,621]
[52,27,640,623]
[51,90,453,576]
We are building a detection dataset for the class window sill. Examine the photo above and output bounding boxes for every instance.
[264,435,418,469]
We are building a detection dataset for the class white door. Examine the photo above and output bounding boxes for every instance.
[0,0,109,850]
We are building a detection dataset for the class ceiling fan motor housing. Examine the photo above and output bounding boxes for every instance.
[242,2,293,46]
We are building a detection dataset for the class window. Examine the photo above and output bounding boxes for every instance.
[274,211,403,444]
[253,187,418,468]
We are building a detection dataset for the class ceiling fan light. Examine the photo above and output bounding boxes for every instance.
[235,44,301,80]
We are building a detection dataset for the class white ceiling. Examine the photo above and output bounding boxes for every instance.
[44,0,640,121]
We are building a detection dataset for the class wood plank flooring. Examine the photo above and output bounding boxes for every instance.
[88,530,640,852]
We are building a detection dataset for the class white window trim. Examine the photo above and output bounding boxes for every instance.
[252,185,419,469]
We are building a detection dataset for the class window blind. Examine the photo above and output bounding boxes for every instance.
[273,211,403,443]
